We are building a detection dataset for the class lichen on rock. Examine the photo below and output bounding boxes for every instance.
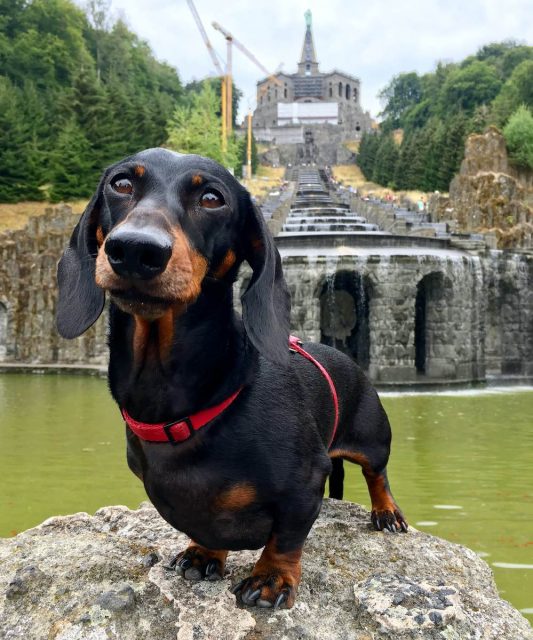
[0,500,531,639]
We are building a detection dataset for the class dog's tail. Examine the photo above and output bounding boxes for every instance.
[328,458,344,500]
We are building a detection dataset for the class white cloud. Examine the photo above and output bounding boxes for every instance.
[103,0,532,121]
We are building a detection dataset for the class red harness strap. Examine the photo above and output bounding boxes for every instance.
[122,337,339,447]
[289,336,339,447]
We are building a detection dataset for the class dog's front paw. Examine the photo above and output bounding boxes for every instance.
[371,507,408,533]
[166,543,228,581]
[232,573,297,609]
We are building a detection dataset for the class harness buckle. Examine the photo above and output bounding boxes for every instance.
[163,417,194,444]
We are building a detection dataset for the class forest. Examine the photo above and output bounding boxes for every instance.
[1,1,532,202]
[357,41,533,192]
[0,0,252,203]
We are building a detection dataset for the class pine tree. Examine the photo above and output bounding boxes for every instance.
[372,135,399,187]
[0,78,44,201]
[48,119,94,202]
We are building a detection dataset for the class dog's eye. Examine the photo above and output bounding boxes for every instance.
[200,190,225,209]
[112,177,133,195]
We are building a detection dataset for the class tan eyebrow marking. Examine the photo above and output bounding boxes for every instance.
[134,165,145,177]
[191,174,203,186]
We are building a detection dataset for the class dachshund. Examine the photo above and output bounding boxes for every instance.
[56,148,407,610]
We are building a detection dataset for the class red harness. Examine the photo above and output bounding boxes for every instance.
[122,336,339,447]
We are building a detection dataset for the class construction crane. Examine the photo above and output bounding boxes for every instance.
[212,21,283,176]
[186,0,223,76]
[186,0,229,152]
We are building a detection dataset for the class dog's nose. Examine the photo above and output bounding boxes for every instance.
[105,226,172,280]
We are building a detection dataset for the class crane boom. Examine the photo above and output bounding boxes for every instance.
[186,0,224,76]
[212,21,283,86]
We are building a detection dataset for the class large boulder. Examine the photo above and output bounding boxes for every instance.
[1,500,531,640]
[430,126,533,248]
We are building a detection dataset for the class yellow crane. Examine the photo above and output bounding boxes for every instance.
[186,0,229,152]
[212,21,283,177]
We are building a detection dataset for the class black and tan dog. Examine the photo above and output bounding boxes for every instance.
[57,148,407,609]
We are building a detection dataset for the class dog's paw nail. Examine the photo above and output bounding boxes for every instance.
[178,557,192,570]
[184,567,202,581]
[231,579,246,595]
[241,588,261,605]
[256,598,273,608]
[274,591,288,609]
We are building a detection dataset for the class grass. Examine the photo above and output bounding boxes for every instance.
[0,200,87,233]
[332,164,436,203]
[240,165,286,201]
[343,140,360,154]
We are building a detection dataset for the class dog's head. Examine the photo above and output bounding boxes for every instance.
[56,148,290,365]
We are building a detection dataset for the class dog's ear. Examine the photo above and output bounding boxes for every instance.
[241,195,291,366]
[56,180,106,339]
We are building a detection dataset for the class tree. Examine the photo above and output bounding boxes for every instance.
[0,78,44,201]
[503,105,533,170]
[437,113,470,190]
[167,82,239,170]
[357,132,379,181]
[48,119,94,202]
[440,61,501,114]
[491,60,533,125]
[372,135,399,187]
[378,72,422,129]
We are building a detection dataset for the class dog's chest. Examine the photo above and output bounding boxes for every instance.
[139,446,273,550]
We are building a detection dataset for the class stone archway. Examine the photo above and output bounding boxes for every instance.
[414,272,453,377]
[320,270,371,370]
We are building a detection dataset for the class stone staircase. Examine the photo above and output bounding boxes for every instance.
[278,167,380,236]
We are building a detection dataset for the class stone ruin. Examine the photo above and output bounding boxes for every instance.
[1,158,532,386]
[429,126,533,249]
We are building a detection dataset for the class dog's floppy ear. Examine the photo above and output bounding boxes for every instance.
[56,180,106,339]
[241,195,291,366]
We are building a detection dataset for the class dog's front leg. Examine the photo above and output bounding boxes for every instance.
[232,536,303,609]
[232,491,323,610]
[168,541,228,581]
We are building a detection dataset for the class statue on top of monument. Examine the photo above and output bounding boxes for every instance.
[304,9,312,28]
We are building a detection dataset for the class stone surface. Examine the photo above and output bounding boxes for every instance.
[0,500,531,640]
[1,197,532,382]
[0,205,108,366]
[430,126,533,249]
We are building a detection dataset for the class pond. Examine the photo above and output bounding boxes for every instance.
[0,373,532,623]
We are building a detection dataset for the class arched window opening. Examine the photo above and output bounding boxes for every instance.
[320,271,371,370]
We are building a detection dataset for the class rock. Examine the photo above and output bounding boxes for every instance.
[0,500,531,640]
[429,126,533,249]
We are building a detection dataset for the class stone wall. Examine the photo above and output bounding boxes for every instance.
[259,124,356,167]
[275,247,533,384]
[0,206,108,366]
[2,205,532,384]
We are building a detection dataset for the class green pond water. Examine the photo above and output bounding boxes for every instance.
[1,373,532,623]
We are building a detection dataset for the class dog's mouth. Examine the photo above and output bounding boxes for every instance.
[109,288,175,318]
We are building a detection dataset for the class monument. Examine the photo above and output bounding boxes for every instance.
[252,10,372,164]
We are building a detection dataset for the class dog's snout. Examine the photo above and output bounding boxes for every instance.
[105,226,172,280]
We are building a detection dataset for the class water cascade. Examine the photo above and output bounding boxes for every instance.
[270,167,533,386]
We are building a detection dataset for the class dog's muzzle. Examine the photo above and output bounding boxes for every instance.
[105,225,173,281]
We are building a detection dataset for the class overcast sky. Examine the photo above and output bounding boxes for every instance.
[106,0,533,122]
